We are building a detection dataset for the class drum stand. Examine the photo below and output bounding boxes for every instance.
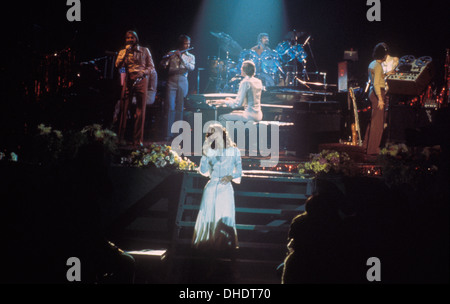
[291,36,319,87]
[216,51,233,93]
[285,57,305,87]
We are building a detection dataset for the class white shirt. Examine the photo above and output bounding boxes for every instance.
[226,76,263,119]
[382,55,399,74]
[163,51,195,78]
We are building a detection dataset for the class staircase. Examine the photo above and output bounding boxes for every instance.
[167,170,315,283]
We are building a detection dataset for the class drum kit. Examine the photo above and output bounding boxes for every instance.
[207,30,313,93]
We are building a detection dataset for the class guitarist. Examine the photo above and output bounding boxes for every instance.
[363,42,389,155]
[160,35,195,141]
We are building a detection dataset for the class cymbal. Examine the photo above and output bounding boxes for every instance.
[210,31,230,39]
[284,30,306,41]
[210,32,242,56]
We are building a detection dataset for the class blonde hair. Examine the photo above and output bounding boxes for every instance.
[204,123,236,153]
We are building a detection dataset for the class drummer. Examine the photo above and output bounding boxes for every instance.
[251,33,272,56]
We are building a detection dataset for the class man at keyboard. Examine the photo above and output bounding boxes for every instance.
[219,60,263,126]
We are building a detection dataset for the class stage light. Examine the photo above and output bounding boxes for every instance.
[190,0,288,91]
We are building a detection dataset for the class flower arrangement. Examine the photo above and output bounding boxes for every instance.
[129,143,197,171]
[24,123,118,165]
[79,124,118,152]
[297,149,358,178]
[377,143,439,187]
[379,143,409,158]
[0,151,18,162]
[33,123,64,163]
[64,124,118,161]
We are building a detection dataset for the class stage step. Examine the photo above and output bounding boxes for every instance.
[166,170,314,282]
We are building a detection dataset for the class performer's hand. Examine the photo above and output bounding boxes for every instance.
[384,70,395,78]
[225,97,234,106]
[220,175,233,184]
[174,50,182,59]
[137,71,147,78]
[378,101,385,110]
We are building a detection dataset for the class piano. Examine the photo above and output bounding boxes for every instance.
[185,93,296,121]
[185,93,237,120]
[186,93,236,108]
[184,88,347,156]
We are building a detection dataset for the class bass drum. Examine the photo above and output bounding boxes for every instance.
[238,49,258,62]
[261,49,281,75]
[220,59,237,76]
[275,41,290,55]
[293,45,307,62]
[237,49,258,72]
[276,41,295,64]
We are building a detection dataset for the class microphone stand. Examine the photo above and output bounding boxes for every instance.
[304,36,319,81]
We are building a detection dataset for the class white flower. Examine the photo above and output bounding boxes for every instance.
[143,155,151,166]
[53,130,63,139]
[10,152,18,162]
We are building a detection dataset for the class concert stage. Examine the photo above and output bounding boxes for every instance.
[2,136,449,284]
[5,0,450,286]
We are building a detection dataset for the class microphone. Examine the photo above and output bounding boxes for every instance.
[125,44,136,53]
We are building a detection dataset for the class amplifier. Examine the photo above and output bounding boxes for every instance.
[386,56,434,95]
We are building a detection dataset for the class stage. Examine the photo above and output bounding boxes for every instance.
[2,137,448,284]
[3,0,450,287]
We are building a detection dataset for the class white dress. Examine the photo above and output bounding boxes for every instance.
[192,146,242,250]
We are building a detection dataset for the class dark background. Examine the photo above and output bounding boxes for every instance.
[6,0,450,86]
[1,0,449,141]
[0,0,450,148]
[1,0,449,285]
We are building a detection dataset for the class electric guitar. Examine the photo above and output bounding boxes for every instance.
[349,87,362,146]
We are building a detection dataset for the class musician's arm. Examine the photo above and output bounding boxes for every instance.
[115,49,127,69]
[182,53,195,71]
[226,81,248,108]
[159,52,172,69]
